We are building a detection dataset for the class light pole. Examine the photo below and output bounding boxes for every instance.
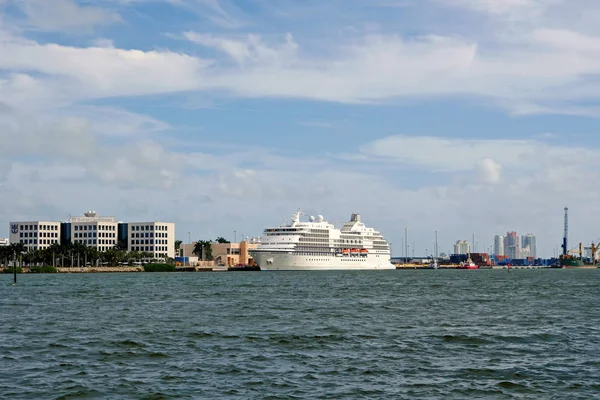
[401,236,403,260]
[187,232,191,266]
[405,227,408,263]
[234,230,237,243]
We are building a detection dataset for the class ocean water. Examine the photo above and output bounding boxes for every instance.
[1,270,599,399]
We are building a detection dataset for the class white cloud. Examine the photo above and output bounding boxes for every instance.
[184,32,298,66]
[1,123,599,257]
[2,25,600,115]
[4,0,600,258]
[445,0,542,16]
[92,38,115,48]
[13,0,121,32]
[476,158,502,183]
[358,135,550,172]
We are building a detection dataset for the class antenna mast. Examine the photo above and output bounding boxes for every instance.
[562,207,568,256]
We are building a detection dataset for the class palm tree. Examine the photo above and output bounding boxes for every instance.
[8,243,26,268]
[72,242,87,267]
[85,246,100,266]
[47,242,62,267]
[0,246,10,269]
[193,241,204,260]
[193,240,213,261]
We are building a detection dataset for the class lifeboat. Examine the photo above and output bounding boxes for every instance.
[342,249,350,257]
[360,249,368,257]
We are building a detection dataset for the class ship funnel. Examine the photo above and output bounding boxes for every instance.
[350,213,361,222]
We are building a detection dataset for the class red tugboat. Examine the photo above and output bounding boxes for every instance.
[457,254,479,269]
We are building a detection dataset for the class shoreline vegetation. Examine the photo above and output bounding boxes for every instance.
[1,263,261,273]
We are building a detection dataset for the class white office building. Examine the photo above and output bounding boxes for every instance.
[8,221,61,251]
[127,222,175,260]
[521,234,537,258]
[494,235,504,256]
[70,211,119,252]
[454,240,471,255]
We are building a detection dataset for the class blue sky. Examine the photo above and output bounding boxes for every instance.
[2,0,600,258]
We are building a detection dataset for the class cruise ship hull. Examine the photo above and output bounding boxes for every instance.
[250,251,395,271]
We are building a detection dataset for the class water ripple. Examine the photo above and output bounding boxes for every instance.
[0,269,598,399]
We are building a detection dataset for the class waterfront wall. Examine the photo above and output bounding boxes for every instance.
[56,266,144,273]
[1,266,144,273]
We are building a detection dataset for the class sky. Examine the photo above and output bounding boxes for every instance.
[1,0,600,258]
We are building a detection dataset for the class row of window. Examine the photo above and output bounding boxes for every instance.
[19,232,59,238]
[73,232,116,239]
[19,239,58,245]
[131,225,170,232]
[74,225,116,232]
[130,239,168,245]
[74,239,115,245]
[130,246,169,252]
[17,224,59,231]
[131,232,168,239]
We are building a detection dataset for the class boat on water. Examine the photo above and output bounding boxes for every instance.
[249,209,395,271]
[457,254,478,269]
[424,258,439,269]
[558,254,597,268]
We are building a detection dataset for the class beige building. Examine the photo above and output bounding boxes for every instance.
[179,243,196,258]
[180,241,259,266]
[212,241,259,266]
[128,221,175,260]
[70,211,118,252]
[9,221,61,251]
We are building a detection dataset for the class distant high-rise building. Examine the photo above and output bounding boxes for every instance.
[504,232,519,259]
[454,240,471,255]
[521,233,537,258]
[494,235,504,256]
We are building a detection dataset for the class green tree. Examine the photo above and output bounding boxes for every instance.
[9,243,26,267]
[193,240,213,261]
[0,246,9,268]
[175,240,183,253]
[101,247,127,266]
[215,237,229,244]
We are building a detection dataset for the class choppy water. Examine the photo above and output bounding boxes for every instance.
[1,270,599,399]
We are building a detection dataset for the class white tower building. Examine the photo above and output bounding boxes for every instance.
[494,235,504,256]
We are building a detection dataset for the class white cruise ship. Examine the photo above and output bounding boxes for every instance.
[249,210,395,270]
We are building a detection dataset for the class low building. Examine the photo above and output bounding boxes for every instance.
[212,241,260,266]
[8,211,175,258]
[69,211,119,252]
[127,221,175,260]
[8,221,61,251]
[179,243,196,258]
[0,238,9,246]
[180,241,260,266]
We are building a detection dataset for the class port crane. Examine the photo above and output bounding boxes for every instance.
[561,207,570,257]
[559,206,600,265]
[559,207,587,265]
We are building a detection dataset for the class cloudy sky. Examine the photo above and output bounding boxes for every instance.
[1,0,600,257]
